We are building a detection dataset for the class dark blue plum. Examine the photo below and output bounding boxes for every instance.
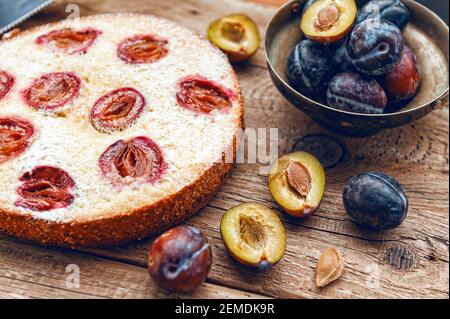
[327,72,387,114]
[348,18,404,76]
[332,43,355,73]
[287,39,336,96]
[343,172,408,230]
[357,0,410,30]
[302,0,316,13]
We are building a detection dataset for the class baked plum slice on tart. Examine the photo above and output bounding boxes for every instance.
[0,70,15,101]
[22,72,81,111]
[118,34,169,64]
[0,117,35,164]
[99,136,167,186]
[176,75,236,114]
[36,28,102,55]
[90,87,146,133]
[16,166,76,212]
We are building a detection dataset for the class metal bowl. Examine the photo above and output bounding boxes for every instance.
[265,0,449,136]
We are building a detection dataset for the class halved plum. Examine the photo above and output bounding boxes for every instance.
[22,72,81,111]
[117,34,168,64]
[301,0,357,44]
[176,75,235,114]
[90,87,146,133]
[208,14,260,62]
[268,152,325,217]
[0,70,14,101]
[220,202,286,268]
[99,136,167,186]
[36,28,102,55]
[0,116,35,164]
[16,166,75,211]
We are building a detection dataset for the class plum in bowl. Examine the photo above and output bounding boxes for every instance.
[265,0,448,136]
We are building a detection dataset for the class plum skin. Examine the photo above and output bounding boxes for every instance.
[147,225,212,293]
[381,46,420,106]
[343,172,408,230]
[332,43,354,73]
[302,0,315,13]
[287,39,336,96]
[357,0,410,30]
[327,72,387,114]
[348,18,404,76]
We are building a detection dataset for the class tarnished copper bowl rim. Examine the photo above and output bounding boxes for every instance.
[264,0,449,118]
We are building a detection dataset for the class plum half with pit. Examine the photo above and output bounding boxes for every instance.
[268,152,325,217]
[220,202,286,268]
[381,46,420,107]
[301,0,357,44]
[208,14,260,62]
[348,18,404,76]
[343,172,408,230]
[327,72,387,114]
[287,39,336,96]
[357,0,410,30]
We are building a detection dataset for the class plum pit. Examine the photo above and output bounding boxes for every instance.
[316,247,344,287]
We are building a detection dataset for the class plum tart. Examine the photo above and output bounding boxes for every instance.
[0,14,243,247]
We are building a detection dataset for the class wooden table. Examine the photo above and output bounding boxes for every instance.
[0,0,448,299]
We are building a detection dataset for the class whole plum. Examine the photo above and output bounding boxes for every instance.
[148,225,212,293]
[381,46,421,107]
[357,0,410,30]
[332,43,354,73]
[348,18,404,76]
[327,72,387,114]
[287,39,336,96]
[343,172,408,230]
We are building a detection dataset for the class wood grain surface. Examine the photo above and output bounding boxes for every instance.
[0,0,448,299]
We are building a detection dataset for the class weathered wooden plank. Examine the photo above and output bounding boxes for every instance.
[1,0,447,299]
[0,235,268,299]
